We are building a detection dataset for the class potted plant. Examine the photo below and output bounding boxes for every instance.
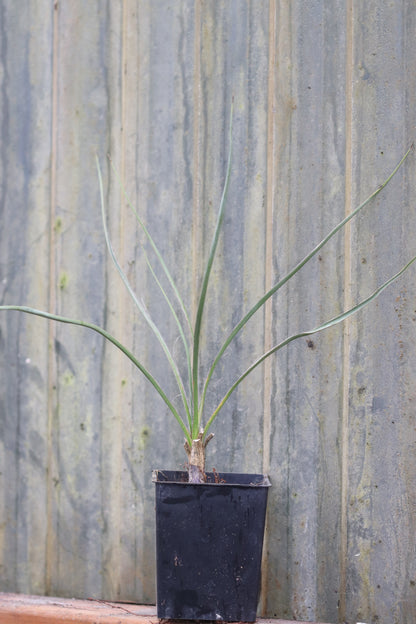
[0,108,414,620]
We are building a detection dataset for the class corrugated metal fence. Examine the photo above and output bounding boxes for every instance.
[0,2,415,622]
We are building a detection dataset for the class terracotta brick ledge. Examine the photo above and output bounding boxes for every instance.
[0,593,332,624]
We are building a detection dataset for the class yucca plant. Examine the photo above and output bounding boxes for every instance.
[0,109,414,483]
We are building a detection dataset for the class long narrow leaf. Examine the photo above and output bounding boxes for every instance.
[191,104,234,437]
[145,256,193,426]
[96,157,192,427]
[0,304,192,445]
[199,146,413,420]
[203,252,416,438]
[107,156,193,338]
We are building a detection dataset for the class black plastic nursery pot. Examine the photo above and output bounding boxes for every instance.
[153,470,271,622]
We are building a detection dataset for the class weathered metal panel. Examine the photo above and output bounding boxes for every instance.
[0,1,415,623]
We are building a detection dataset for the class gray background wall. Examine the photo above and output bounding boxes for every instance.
[0,2,415,623]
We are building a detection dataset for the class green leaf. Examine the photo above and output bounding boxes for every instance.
[96,156,192,427]
[107,155,193,338]
[191,103,234,438]
[199,146,413,425]
[203,251,416,437]
[0,304,192,445]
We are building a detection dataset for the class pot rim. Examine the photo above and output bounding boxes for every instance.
[152,469,271,487]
